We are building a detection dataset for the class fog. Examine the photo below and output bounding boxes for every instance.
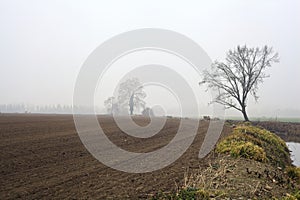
[0,0,299,118]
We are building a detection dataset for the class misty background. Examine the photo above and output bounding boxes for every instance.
[0,0,299,118]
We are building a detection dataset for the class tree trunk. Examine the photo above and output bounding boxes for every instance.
[242,106,249,121]
[129,93,134,115]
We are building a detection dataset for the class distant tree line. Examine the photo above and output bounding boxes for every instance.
[0,104,102,114]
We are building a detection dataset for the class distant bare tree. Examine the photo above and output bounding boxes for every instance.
[118,78,146,115]
[104,97,119,115]
[200,45,279,121]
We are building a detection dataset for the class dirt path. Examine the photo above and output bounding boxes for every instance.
[0,114,231,199]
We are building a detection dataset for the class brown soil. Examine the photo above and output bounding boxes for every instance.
[0,114,230,199]
[252,121,300,143]
[1,114,298,199]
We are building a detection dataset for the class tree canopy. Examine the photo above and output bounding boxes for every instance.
[104,78,146,115]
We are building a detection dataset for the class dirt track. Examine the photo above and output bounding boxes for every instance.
[0,114,231,199]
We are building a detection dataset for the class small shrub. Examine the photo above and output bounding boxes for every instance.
[203,116,210,120]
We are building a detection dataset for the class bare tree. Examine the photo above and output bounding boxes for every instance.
[200,45,279,121]
[118,78,146,115]
[104,96,119,115]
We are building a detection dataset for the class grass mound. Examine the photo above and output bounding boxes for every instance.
[216,124,291,167]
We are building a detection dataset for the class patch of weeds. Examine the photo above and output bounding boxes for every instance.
[151,187,210,200]
[178,187,209,200]
[286,167,300,183]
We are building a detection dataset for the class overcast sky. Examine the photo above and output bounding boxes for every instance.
[0,0,299,117]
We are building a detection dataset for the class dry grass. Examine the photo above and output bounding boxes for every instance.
[182,158,239,198]
[180,156,300,199]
